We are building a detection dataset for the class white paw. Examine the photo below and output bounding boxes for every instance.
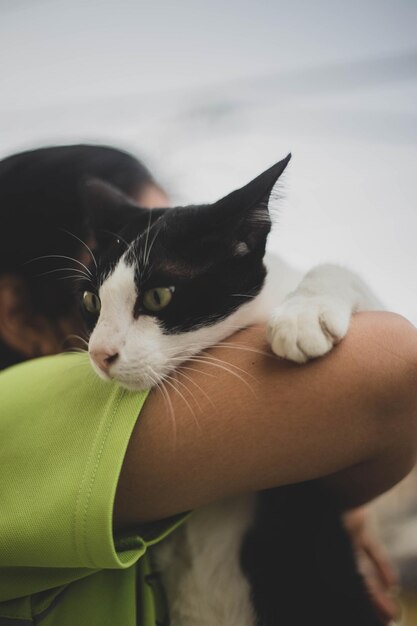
[267,295,351,363]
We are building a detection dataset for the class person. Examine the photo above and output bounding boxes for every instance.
[0,144,416,625]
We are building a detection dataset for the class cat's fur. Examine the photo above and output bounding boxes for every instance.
[82,155,384,626]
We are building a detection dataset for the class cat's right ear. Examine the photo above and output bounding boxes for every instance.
[208,154,291,254]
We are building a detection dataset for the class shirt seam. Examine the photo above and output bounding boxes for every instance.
[73,388,126,567]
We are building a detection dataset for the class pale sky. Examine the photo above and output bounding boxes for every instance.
[0,0,416,322]
[1,0,416,109]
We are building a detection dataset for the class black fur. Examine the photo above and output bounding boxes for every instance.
[241,484,384,626]
[83,156,291,333]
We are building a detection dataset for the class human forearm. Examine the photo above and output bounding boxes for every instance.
[114,312,417,527]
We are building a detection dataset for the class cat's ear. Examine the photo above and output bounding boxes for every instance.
[81,178,160,250]
[212,153,291,252]
[82,179,140,229]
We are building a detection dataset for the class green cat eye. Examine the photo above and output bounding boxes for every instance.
[82,291,101,315]
[143,287,174,312]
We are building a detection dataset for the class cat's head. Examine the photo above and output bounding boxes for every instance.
[81,155,290,390]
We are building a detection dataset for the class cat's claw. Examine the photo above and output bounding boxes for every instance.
[267,295,351,363]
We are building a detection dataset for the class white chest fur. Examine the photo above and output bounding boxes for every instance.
[153,495,257,626]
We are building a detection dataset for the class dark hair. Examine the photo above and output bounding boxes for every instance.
[0,144,157,368]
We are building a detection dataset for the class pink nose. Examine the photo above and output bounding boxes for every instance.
[90,349,119,373]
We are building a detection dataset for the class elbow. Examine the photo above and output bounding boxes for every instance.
[359,312,417,478]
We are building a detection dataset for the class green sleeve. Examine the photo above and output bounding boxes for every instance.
[0,352,182,605]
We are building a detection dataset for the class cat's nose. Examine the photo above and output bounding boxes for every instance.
[90,349,119,374]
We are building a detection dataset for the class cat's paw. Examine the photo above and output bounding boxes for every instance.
[267,295,351,363]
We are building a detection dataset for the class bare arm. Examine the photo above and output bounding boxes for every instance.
[114,312,417,527]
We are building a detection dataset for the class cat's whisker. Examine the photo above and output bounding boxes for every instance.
[57,275,93,284]
[59,228,98,273]
[175,368,216,411]
[70,334,89,347]
[230,294,258,299]
[64,333,89,348]
[142,220,163,276]
[145,262,154,277]
[148,365,177,443]
[169,370,204,415]
[213,342,274,359]
[65,347,88,355]
[169,342,273,364]
[184,356,257,396]
[35,266,91,279]
[25,254,93,277]
[162,374,201,432]
[177,364,217,379]
[163,343,216,356]
[141,211,153,272]
[189,352,258,383]
[164,343,251,365]
[156,378,178,448]
[169,360,235,409]
[196,352,256,376]
[188,353,252,380]
[141,226,153,270]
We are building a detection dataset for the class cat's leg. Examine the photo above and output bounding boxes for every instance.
[267,264,383,363]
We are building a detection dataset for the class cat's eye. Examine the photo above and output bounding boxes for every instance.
[143,287,174,312]
[82,291,101,315]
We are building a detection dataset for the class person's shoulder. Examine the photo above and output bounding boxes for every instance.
[1,352,92,386]
[0,351,149,438]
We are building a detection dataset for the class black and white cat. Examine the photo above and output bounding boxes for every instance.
[83,155,383,626]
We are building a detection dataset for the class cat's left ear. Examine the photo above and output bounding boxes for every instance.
[82,179,145,231]
[213,153,291,252]
[81,178,165,250]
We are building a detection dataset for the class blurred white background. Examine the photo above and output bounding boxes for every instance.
[0,0,416,322]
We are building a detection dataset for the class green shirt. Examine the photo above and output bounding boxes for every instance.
[0,353,185,625]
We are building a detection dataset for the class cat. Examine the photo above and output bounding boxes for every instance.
[81,154,384,626]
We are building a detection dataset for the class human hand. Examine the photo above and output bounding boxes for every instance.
[343,507,400,624]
